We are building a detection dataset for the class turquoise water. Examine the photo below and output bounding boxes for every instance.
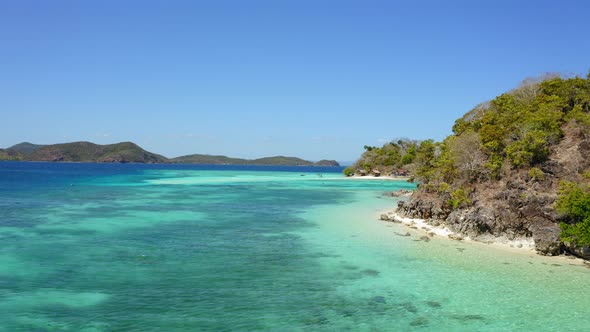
[1,163,589,331]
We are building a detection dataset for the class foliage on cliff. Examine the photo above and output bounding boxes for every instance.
[557,181,590,246]
[351,73,590,255]
[413,75,590,187]
[345,139,419,175]
[408,74,590,245]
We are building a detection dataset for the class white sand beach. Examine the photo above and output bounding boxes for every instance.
[347,175,411,181]
[377,209,590,266]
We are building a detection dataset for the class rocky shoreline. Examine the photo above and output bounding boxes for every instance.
[377,209,590,270]
[387,189,590,262]
[379,210,536,251]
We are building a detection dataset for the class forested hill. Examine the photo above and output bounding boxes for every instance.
[0,142,340,166]
[353,74,590,259]
[8,142,46,155]
[0,141,168,163]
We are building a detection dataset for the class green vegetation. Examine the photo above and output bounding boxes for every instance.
[27,141,168,163]
[0,148,23,161]
[0,141,167,163]
[343,167,355,177]
[407,75,590,209]
[449,75,590,176]
[449,188,471,209]
[557,181,590,246]
[8,142,45,154]
[528,167,545,182]
[349,74,590,245]
[344,139,419,175]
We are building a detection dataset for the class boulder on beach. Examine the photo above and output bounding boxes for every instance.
[530,219,562,256]
[448,234,464,241]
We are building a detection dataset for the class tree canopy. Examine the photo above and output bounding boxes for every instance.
[346,139,420,175]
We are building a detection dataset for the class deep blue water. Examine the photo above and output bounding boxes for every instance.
[0,162,344,188]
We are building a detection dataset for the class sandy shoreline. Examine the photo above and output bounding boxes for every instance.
[377,209,588,265]
[347,175,411,181]
[342,174,588,264]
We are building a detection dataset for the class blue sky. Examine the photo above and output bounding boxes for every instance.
[1,0,589,162]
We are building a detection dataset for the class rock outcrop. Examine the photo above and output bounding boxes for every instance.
[397,175,573,256]
[529,220,562,256]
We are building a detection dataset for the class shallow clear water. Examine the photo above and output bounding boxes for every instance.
[1,162,589,331]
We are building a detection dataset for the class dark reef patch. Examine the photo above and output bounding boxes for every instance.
[425,301,442,309]
[450,314,485,321]
[410,317,429,327]
[400,302,418,313]
[370,296,387,304]
[362,269,380,276]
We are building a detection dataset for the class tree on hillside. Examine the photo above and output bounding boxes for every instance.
[448,131,485,182]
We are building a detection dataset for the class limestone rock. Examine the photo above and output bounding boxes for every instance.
[563,243,590,260]
[530,220,562,256]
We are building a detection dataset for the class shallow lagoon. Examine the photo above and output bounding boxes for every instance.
[0,163,588,331]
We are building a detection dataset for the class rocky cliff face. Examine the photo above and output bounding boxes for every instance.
[398,122,590,260]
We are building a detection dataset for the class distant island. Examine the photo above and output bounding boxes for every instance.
[1,142,168,163]
[0,141,340,166]
[170,154,339,166]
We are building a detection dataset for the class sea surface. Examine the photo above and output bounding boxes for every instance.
[1,162,589,331]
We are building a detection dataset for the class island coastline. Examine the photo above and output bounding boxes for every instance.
[345,178,589,264]
[376,208,589,266]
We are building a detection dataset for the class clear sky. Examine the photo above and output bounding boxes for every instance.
[1,0,589,162]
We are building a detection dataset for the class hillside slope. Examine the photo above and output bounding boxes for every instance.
[0,148,23,161]
[351,74,590,259]
[400,75,590,259]
[21,141,168,163]
[8,142,45,155]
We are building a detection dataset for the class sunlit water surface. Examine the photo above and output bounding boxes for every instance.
[1,162,589,331]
